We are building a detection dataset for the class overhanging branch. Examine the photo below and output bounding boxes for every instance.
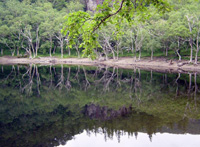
[93,0,125,33]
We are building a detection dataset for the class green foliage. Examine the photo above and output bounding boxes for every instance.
[0,0,85,58]
[62,0,171,59]
[0,0,200,62]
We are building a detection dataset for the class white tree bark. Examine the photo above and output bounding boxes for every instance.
[55,32,64,58]
[186,15,195,63]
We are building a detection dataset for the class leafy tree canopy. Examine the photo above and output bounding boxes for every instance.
[62,0,171,59]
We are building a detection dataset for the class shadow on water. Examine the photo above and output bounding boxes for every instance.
[0,64,200,146]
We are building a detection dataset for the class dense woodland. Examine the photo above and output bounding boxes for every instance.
[0,0,200,63]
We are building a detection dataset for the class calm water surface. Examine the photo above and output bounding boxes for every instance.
[0,65,200,147]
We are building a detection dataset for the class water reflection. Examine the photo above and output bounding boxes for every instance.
[0,64,200,147]
[65,130,200,147]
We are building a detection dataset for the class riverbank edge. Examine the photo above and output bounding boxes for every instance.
[0,56,200,74]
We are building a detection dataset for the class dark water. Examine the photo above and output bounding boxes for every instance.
[0,65,200,147]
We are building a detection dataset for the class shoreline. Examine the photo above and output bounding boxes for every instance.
[0,56,200,74]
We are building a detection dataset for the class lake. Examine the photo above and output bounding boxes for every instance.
[0,64,200,147]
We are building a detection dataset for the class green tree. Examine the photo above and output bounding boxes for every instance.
[62,0,171,59]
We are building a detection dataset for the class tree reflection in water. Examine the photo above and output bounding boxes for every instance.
[0,64,200,146]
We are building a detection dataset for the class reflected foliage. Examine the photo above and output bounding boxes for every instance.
[0,65,200,146]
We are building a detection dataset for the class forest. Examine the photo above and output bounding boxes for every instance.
[0,0,200,63]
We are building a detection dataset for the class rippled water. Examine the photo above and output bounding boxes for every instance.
[0,64,200,147]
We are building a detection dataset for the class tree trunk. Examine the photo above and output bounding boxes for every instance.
[55,33,64,58]
[138,68,141,80]
[131,31,134,53]
[61,45,63,58]
[111,49,115,60]
[116,46,119,60]
[151,49,153,60]
[66,38,70,56]
[11,51,15,56]
[102,45,108,60]
[176,50,182,61]
[189,38,193,63]
[104,50,108,60]
[105,37,115,60]
[66,67,71,90]
[188,73,192,94]
[56,64,64,90]
[177,37,181,61]
[29,44,32,58]
[134,35,137,61]
[35,26,40,57]
[53,45,56,54]
[77,50,80,58]
[165,74,168,83]
[134,48,137,61]
[17,47,19,56]
[49,36,52,57]
[194,73,197,106]
[68,47,71,56]
[35,66,41,96]
[76,47,80,58]
[166,46,168,56]
[138,49,141,61]
[195,46,199,64]
[116,42,121,61]
[1,49,3,55]
[61,64,64,89]
[17,32,21,56]
[50,65,52,88]
[31,43,35,58]
[195,34,199,64]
